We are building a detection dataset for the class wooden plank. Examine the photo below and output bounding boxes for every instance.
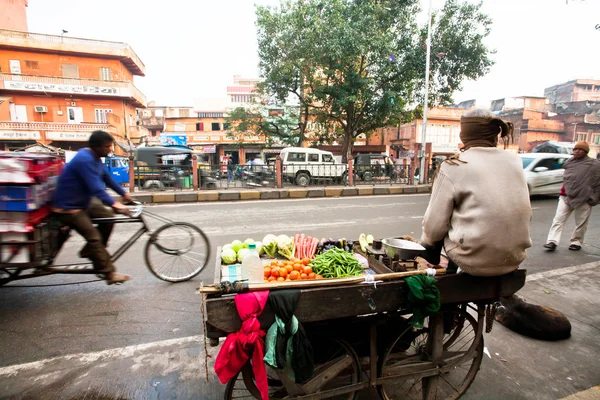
[205,270,527,337]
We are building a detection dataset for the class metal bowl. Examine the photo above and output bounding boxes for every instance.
[382,238,426,260]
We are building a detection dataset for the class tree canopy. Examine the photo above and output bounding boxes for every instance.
[253,0,494,161]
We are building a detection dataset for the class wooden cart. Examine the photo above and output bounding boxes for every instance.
[203,248,526,400]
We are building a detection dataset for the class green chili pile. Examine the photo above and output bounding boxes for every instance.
[309,248,363,278]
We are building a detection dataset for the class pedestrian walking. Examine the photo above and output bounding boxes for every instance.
[227,155,235,184]
[544,141,600,251]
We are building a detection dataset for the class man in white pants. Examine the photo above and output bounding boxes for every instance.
[544,141,600,251]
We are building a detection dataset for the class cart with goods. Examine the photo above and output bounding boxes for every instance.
[199,233,527,400]
[0,152,211,286]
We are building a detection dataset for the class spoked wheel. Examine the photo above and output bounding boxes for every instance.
[377,305,484,400]
[144,222,210,282]
[223,338,361,400]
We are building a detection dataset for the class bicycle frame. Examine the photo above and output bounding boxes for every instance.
[0,213,154,282]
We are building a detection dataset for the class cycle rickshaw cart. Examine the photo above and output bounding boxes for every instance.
[0,203,211,286]
[201,245,526,400]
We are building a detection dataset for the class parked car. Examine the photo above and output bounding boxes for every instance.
[531,141,574,155]
[354,153,392,181]
[519,153,571,196]
[280,147,347,185]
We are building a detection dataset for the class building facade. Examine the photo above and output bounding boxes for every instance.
[0,26,146,152]
[545,79,600,105]
[0,0,28,32]
[226,75,261,105]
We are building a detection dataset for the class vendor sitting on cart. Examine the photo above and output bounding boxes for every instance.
[51,130,133,285]
[420,109,532,276]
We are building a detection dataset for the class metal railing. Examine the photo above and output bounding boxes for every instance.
[0,29,146,74]
[0,73,146,106]
[133,165,195,191]
[282,163,349,187]
[353,164,412,185]
[0,121,114,132]
[218,164,277,189]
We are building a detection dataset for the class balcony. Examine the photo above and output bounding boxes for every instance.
[0,29,145,76]
[0,121,119,142]
[128,126,151,140]
[0,73,146,107]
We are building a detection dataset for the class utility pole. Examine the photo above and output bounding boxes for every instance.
[419,0,433,185]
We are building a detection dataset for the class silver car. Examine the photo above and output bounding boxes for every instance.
[519,153,571,196]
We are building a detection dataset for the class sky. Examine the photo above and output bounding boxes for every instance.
[26,0,600,108]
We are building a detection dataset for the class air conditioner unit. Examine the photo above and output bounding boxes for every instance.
[34,106,48,113]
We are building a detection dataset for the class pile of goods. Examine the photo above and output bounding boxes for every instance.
[220,233,370,284]
[0,153,63,263]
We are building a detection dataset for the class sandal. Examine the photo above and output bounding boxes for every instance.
[543,242,557,251]
[568,244,581,251]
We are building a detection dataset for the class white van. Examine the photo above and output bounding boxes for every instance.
[280,147,347,185]
[519,153,571,196]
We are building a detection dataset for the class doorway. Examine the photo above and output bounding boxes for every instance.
[67,107,84,124]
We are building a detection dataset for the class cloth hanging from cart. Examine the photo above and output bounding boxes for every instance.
[214,291,270,400]
[263,289,314,384]
[405,275,440,328]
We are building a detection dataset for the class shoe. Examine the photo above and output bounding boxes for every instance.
[568,244,581,251]
[543,242,557,251]
[106,272,132,285]
[79,249,91,259]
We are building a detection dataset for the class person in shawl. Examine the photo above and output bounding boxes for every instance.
[420,108,532,276]
[544,141,600,251]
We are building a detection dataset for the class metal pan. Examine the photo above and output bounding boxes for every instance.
[382,238,426,260]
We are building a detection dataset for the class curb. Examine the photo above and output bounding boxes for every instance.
[122,184,432,205]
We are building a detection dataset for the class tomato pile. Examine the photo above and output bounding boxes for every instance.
[264,258,324,283]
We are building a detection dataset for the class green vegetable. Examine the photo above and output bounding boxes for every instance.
[358,233,368,253]
[309,248,364,278]
[222,243,232,251]
[231,240,244,252]
[262,234,278,258]
[237,248,250,263]
[221,248,237,264]
[366,234,374,245]
[243,238,255,248]
[255,241,263,255]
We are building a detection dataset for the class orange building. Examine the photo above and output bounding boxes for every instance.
[0,24,146,152]
[0,0,28,32]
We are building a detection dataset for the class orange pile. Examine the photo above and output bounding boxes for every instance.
[263,258,323,283]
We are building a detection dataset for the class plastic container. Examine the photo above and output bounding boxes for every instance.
[242,243,263,283]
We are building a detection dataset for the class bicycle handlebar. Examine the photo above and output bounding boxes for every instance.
[125,201,144,218]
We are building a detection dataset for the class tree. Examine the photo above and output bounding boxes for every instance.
[256,0,494,161]
[225,104,305,147]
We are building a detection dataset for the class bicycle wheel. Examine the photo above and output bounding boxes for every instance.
[377,306,483,400]
[223,338,361,400]
[144,222,210,282]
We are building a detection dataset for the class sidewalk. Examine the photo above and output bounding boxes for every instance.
[123,183,432,204]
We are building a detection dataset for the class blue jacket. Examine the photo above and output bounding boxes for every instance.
[52,149,126,210]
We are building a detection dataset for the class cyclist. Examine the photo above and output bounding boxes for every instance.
[51,130,133,285]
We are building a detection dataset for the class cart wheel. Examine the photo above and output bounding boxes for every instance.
[144,222,210,282]
[377,306,483,400]
[223,338,361,400]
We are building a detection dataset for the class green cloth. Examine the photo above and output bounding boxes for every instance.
[406,275,441,328]
[263,315,298,381]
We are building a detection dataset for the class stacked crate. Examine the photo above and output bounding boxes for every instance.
[0,153,64,263]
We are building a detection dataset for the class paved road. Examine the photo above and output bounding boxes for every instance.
[0,194,598,399]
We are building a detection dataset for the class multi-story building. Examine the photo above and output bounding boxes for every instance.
[492,96,565,152]
[136,101,166,146]
[226,75,261,105]
[394,107,466,158]
[550,101,600,157]
[0,2,147,152]
[544,79,600,105]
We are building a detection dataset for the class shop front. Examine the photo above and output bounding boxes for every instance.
[0,130,41,151]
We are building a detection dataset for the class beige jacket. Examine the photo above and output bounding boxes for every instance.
[420,148,532,276]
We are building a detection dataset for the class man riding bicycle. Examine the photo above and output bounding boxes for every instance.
[51,131,133,285]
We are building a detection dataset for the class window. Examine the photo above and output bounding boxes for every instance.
[62,64,79,78]
[198,112,224,118]
[179,109,190,118]
[521,157,535,169]
[308,153,319,162]
[152,130,157,137]
[94,109,113,123]
[322,154,334,162]
[211,122,221,131]
[24,60,39,70]
[594,135,600,145]
[287,152,306,162]
[196,122,204,131]
[534,158,565,171]
[100,67,111,81]
[576,133,587,142]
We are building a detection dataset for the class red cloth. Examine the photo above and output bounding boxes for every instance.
[560,185,566,197]
[214,291,270,400]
